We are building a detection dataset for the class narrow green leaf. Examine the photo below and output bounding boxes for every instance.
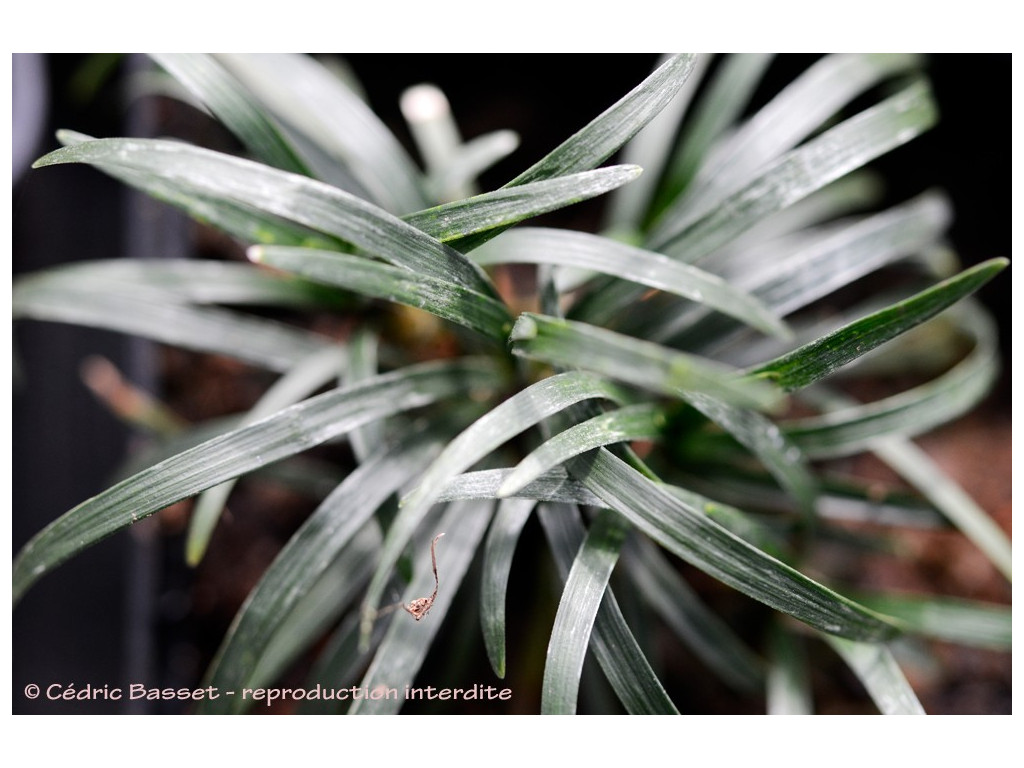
[13,270,331,373]
[542,508,630,714]
[196,439,440,713]
[34,135,500,300]
[682,391,819,516]
[749,259,1009,391]
[650,79,938,260]
[480,498,536,678]
[13,258,347,309]
[605,53,712,232]
[875,437,1012,581]
[509,313,783,412]
[654,53,775,212]
[345,329,383,463]
[243,522,380,701]
[507,54,698,187]
[675,53,922,220]
[851,592,1011,650]
[216,53,429,214]
[361,371,632,638]
[249,245,513,341]
[475,228,791,339]
[567,449,900,642]
[824,635,926,714]
[13,358,503,603]
[622,537,764,693]
[766,624,813,714]
[786,311,999,457]
[349,501,494,715]
[651,192,951,346]
[403,165,642,245]
[499,403,666,498]
[537,503,679,714]
[299,613,386,714]
[438,467,604,507]
[186,346,349,565]
[149,53,311,176]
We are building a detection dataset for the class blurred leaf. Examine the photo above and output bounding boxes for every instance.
[13,358,503,603]
[852,592,1011,650]
[824,635,926,715]
[649,79,937,260]
[622,536,764,693]
[149,53,311,176]
[766,624,813,714]
[216,53,429,213]
[197,438,440,713]
[13,268,332,373]
[186,346,349,565]
[427,130,519,201]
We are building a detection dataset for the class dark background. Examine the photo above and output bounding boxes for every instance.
[11,53,1011,714]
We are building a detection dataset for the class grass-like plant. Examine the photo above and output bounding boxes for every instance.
[13,53,1010,714]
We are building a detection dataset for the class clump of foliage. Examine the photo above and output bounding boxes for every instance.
[13,53,1010,714]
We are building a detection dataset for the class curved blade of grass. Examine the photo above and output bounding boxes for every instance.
[785,312,999,458]
[186,346,349,565]
[13,358,502,604]
[216,53,429,214]
[499,403,666,498]
[567,448,899,641]
[677,53,922,219]
[654,53,775,212]
[680,391,818,516]
[851,592,1011,650]
[34,135,499,300]
[349,501,494,715]
[749,259,1009,391]
[766,624,813,714]
[507,53,698,187]
[475,228,790,339]
[13,272,331,373]
[651,191,952,345]
[360,371,632,640]
[605,53,711,232]
[537,503,678,714]
[481,498,536,678]
[196,438,440,713]
[403,165,642,245]
[650,79,937,260]
[149,53,310,176]
[542,508,631,714]
[22,257,349,309]
[509,313,783,412]
[438,467,605,507]
[622,536,764,693]
[249,245,513,341]
[823,635,925,714]
[875,437,1011,580]
[242,522,380,701]
[345,329,383,463]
